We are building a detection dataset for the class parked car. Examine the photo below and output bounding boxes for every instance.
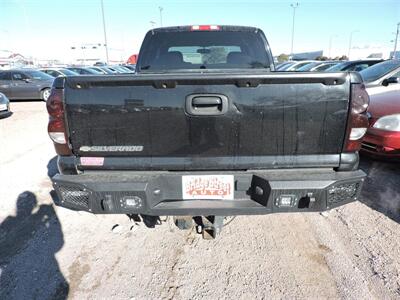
[87,67,110,74]
[278,60,317,71]
[0,69,53,101]
[326,59,383,72]
[361,90,400,159]
[40,68,79,77]
[359,60,400,95]
[66,67,103,75]
[99,66,120,74]
[112,65,133,73]
[107,66,125,73]
[47,25,367,239]
[0,92,11,118]
[122,64,136,72]
[296,61,340,72]
[275,61,295,71]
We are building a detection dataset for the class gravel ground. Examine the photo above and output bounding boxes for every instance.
[0,101,399,299]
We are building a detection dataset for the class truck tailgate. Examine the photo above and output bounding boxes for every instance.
[63,73,350,170]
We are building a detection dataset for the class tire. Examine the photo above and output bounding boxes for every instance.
[41,88,51,102]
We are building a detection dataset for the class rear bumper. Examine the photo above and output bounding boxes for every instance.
[52,169,366,216]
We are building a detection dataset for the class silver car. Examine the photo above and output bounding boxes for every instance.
[0,69,54,101]
[360,60,400,96]
[0,92,11,118]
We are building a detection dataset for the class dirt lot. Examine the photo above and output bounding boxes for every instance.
[1,101,400,299]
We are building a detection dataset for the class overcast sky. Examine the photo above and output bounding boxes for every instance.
[0,0,399,61]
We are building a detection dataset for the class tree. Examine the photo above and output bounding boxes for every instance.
[277,53,290,62]
[315,56,328,61]
[203,47,227,64]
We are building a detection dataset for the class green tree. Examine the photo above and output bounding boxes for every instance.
[277,53,289,62]
[315,55,329,61]
[203,47,227,64]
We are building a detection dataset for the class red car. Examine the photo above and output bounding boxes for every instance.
[362,90,400,158]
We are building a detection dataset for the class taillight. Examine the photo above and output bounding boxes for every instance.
[344,83,370,152]
[191,25,220,31]
[47,88,72,155]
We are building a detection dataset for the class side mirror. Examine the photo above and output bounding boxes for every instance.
[382,77,399,86]
[24,78,32,83]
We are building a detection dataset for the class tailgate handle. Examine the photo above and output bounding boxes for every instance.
[192,97,221,106]
[186,94,228,116]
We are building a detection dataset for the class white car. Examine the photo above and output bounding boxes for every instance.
[0,92,11,118]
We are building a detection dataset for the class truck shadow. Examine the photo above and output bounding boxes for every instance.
[0,191,69,299]
[359,156,400,224]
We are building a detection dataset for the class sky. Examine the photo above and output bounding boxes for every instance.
[0,0,399,62]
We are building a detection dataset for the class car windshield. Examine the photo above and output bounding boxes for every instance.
[290,62,314,71]
[97,67,113,74]
[277,62,296,71]
[325,62,349,71]
[85,68,103,74]
[139,30,271,71]
[360,60,400,82]
[60,69,79,76]
[314,62,338,71]
[296,62,320,71]
[88,67,105,73]
[111,66,127,72]
[276,62,290,70]
[25,70,53,80]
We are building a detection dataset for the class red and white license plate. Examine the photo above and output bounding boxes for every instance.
[182,175,234,200]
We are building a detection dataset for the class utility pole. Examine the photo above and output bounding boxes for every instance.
[81,46,86,66]
[159,6,163,27]
[348,30,359,59]
[290,2,299,58]
[101,0,110,64]
[392,22,400,59]
[328,35,338,58]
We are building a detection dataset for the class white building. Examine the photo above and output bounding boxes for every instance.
[0,50,33,69]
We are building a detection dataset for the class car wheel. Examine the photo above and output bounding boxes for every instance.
[41,88,51,101]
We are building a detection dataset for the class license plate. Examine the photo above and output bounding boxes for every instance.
[182,175,234,200]
[0,104,7,111]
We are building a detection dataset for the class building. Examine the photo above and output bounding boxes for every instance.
[0,50,33,69]
[291,50,323,60]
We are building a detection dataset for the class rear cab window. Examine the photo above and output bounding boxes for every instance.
[137,26,272,72]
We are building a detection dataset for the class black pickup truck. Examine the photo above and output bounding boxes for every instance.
[47,25,369,237]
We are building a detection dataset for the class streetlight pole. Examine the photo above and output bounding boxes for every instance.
[159,6,164,27]
[392,22,400,59]
[348,30,359,59]
[81,46,86,66]
[328,35,338,58]
[290,2,299,57]
[100,0,110,64]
